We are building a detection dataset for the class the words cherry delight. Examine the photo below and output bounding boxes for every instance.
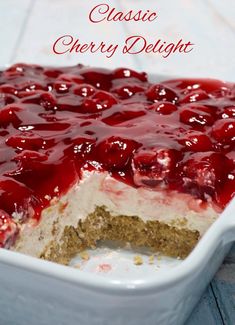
[52,3,195,59]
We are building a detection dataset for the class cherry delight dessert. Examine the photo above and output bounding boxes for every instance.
[0,63,234,264]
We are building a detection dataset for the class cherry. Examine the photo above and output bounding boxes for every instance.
[0,84,18,95]
[228,85,235,100]
[178,132,212,152]
[0,105,23,127]
[0,177,34,215]
[217,172,235,208]
[179,104,215,126]
[43,69,63,79]
[149,101,177,115]
[0,94,17,106]
[6,151,50,182]
[112,84,145,99]
[211,119,235,144]
[18,82,45,92]
[80,69,112,90]
[22,92,57,110]
[68,137,95,161]
[54,81,72,94]
[81,91,118,113]
[4,64,29,78]
[0,84,18,96]
[13,150,48,165]
[73,84,96,97]
[5,63,43,76]
[113,68,147,82]
[180,90,210,103]
[40,92,57,110]
[146,84,178,103]
[96,136,139,169]
[6,133,54,151]
[182,152,231,197]
[165,79,227,96]
[219,106,235,119]
[132,147,180,187]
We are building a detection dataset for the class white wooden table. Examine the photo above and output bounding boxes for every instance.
[0,0,235,323]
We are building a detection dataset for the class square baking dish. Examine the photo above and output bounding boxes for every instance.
[0,73,234,325]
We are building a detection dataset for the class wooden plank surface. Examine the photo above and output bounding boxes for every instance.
[0,1,235,324]
[187,244,235,324]
[12,0,135,69]
[0,0,32,65]
[187,286,224,325]
[119,0,235,80]
[210,246,235,324]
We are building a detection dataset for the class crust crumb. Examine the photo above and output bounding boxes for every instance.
[149,255,155,264]
[40,206,200,265]
[79,251,90,261]
[134,255,143,265]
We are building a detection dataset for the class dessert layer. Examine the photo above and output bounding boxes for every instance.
[13,171,216,262]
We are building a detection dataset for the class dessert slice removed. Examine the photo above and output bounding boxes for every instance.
[0,63,234,264]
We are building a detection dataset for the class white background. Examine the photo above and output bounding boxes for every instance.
[0,0,234,80]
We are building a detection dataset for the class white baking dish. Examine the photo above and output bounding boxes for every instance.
[0,73,234,325]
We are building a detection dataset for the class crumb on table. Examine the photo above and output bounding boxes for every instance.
[79,251,90,261]
[149,255,155,264]
[134,255,143,265]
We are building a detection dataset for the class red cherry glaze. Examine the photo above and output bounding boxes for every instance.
[0,63,234,247]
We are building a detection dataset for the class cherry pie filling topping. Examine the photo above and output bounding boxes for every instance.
[0,63,234,246]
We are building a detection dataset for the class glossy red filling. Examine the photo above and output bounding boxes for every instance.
[0,63,234,246]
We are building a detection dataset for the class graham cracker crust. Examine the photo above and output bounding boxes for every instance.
[40,206,200,265]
